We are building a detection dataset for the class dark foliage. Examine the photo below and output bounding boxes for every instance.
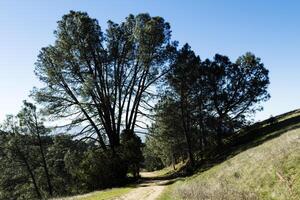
[145,44,270,170]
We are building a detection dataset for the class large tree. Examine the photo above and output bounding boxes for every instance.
[33,11,175,151]
[203,53,270,145]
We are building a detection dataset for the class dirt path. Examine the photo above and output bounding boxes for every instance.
[52,172,175,200]
[113,173,170,200]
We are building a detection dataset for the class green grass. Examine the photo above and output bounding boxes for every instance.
[150,162,186,178]
[79,188,132,200]
[158,111,300,200]
[54,187,133,200]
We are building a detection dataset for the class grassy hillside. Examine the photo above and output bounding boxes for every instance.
[158,110,300,200]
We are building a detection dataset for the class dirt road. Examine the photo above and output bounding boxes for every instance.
[114,172,170,200]
[53,172,174,200]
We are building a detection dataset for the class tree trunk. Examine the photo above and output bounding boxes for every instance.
[34,114,53,197]
[18,148,42,199]
[37,134,53,196]
[185,134,195,167]
[180,93,195,168]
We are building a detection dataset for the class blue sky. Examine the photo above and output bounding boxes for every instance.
[1,0,300,122]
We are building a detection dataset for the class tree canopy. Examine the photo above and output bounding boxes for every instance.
[33,11,175,150]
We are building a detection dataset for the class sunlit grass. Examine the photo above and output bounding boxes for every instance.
[162,129,300,200]
[141,161,186,179]
[54,187,133,200]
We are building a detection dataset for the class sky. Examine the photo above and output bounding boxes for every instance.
[1,0,300,122]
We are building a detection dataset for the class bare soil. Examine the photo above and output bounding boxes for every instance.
[114,172,171,200]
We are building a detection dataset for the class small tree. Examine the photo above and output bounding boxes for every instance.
[145,96,188,168]
[18,101,53,197]
[166,44,201,167]
[0,116,43,199]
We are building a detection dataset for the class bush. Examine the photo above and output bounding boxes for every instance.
[120,129,144,178]
[65,148,128,191]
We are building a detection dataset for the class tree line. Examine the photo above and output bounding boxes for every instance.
[0,11,269,199]
[144,44,269,170]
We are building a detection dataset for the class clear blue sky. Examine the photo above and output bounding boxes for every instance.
[1,0,300,122]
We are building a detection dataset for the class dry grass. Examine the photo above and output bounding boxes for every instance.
[176,181,258,200]
[162,129,300,200]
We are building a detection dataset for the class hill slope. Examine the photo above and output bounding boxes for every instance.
[159,112,300,200]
